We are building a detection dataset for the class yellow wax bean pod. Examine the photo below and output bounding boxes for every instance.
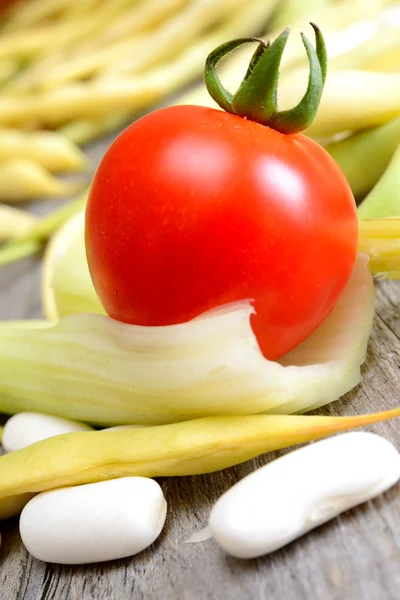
[0,410,400,505]
[29,0,270,91]
[363,42,400,72]
[327,116,400,199]
[358,219,400,278]
[1,0,79,32]
[21,191,88,241]
[99,0,190,44]
[0,0,276,127]
[0,23,74,60]
[0,159,82,203]
[100,0,266,79]
[0,239,42,266]
[270,0,330,32]
[0,493,36,521]
[0,192,87,267]
[0,204,38,242]
[61,0,104,20]
[173,0,396,110]
[60,0,273,148]
[11,0,189,92]
[358,143,400,219]
[0,129,87,173]
[31,38,145,91]
[262,0,397,73]
[60,113,130,146]
[0,58,18,87]
[0,58,205,127]
[0,255,375,424]
[4,0,137,91]
[281,70,400,137]
[328,28,400,71]
[176,69,400,139]
[280,3,400,73]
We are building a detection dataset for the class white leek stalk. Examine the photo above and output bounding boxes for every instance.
[0,255,374,425]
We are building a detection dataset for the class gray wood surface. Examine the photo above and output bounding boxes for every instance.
[0,136,400,600]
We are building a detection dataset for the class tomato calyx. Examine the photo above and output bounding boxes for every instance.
[204,23,327,135]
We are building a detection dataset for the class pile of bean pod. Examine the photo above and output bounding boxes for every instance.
[1,0,400,267]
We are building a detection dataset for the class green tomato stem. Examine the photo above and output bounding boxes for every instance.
[204,23,327,134]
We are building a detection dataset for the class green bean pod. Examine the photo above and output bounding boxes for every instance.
[358,142,400,219]
[327,116,400,199]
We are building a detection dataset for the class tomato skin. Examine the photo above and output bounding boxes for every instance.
[86,105,358,360]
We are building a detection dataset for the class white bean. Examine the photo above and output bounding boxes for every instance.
[2,412,93,452]
[209,432,400,559]
[20,477,167,564]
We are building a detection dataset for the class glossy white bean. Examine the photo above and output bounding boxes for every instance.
[2,412,93,452]
[20,477,167,564]
[209,432,400,559]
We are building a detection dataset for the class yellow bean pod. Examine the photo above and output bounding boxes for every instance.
[99,0,264,80]
[282,70,400,137]
[0,58,18,86]
[0,205,38,242]
[0,24,71,60]
[1,0,79,32]
[358,219,400,278]
[0,0,278,127]
[59,0,273,147]
[13,0,270,93]
[0,493,36,521]
[3,0,141,90]
[0,410,399,508]
[99,0,190,45]
[177,68,400,139]
[60,113,130,146]
[363,43,400,73]
[0,192,87,267]
[0,159,82,202]
[0,129,87,172]
[329,29,400,72]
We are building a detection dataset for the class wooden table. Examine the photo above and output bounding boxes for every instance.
[0,135,400,600]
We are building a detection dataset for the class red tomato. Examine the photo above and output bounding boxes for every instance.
[86,105,358,360]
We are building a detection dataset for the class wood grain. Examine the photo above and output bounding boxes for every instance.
[0,138,399,599]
